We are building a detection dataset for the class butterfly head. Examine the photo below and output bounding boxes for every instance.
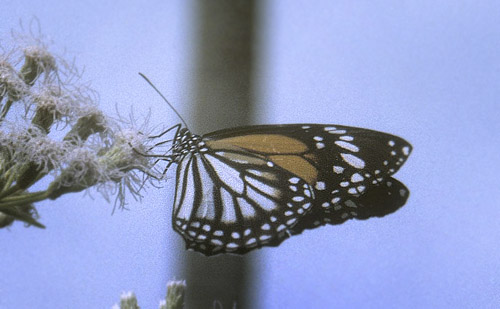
[171,127,207,162]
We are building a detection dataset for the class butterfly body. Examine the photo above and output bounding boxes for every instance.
[165,124,412,255]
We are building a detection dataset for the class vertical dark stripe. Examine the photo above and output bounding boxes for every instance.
[176,155,193,218]
[173,157,186,218]
[182,0,258,308]
[190,156,203,220]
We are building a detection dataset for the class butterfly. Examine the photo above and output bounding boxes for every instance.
[137,74,412,256]
[155,123,412,256]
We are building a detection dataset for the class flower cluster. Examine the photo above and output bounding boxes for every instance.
[113,280,186,309]
[0,31,158,228]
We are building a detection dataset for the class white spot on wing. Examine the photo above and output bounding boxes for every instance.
[315,181,326,190]
[340,135,354,141]
[327,129,347,134]
[351,173,364,183]
[341,153,365,169]
[304,189,311,197]
[211,239,223,246]
[335,141,359,152]
[333,166,344,174]
[260,235,271,241]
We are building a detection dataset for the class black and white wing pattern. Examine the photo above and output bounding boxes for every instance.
[172,146,315,255]
[167,124,412,255]
[290,177,409,235]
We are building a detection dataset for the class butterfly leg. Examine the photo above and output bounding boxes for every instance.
[148,123,181,139]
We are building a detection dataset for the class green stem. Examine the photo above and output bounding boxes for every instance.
[0,205,46,228]
[0,183,21,199]
[0,168,17,193]
[0,98,14,120]
[0,190,49,209]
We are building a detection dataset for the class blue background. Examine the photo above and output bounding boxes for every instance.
[1,1,499,308]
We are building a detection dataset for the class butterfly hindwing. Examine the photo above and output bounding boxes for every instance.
[172,148,314,255]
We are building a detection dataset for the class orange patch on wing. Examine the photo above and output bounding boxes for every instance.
[303,153,319,163]
[207,134,308,154]
[269,155,318,184]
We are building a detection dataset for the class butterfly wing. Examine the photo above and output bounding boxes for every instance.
[173,124,412,255]
[205,123,411,198]
[290,177,409,235]
[172,148,315,256]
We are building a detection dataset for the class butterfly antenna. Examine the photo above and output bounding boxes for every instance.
[138,73,190,130]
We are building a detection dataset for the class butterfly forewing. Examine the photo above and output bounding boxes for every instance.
[169,124,412,255]
[205,124,411,203]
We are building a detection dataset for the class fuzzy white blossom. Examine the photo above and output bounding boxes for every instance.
[166,280,186,309]
[0,58,29,100]
[116,291,139,309]
[0,29,158,228]
[1,123,67,172]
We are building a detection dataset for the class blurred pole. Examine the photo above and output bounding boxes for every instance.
[182,1,259,308]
